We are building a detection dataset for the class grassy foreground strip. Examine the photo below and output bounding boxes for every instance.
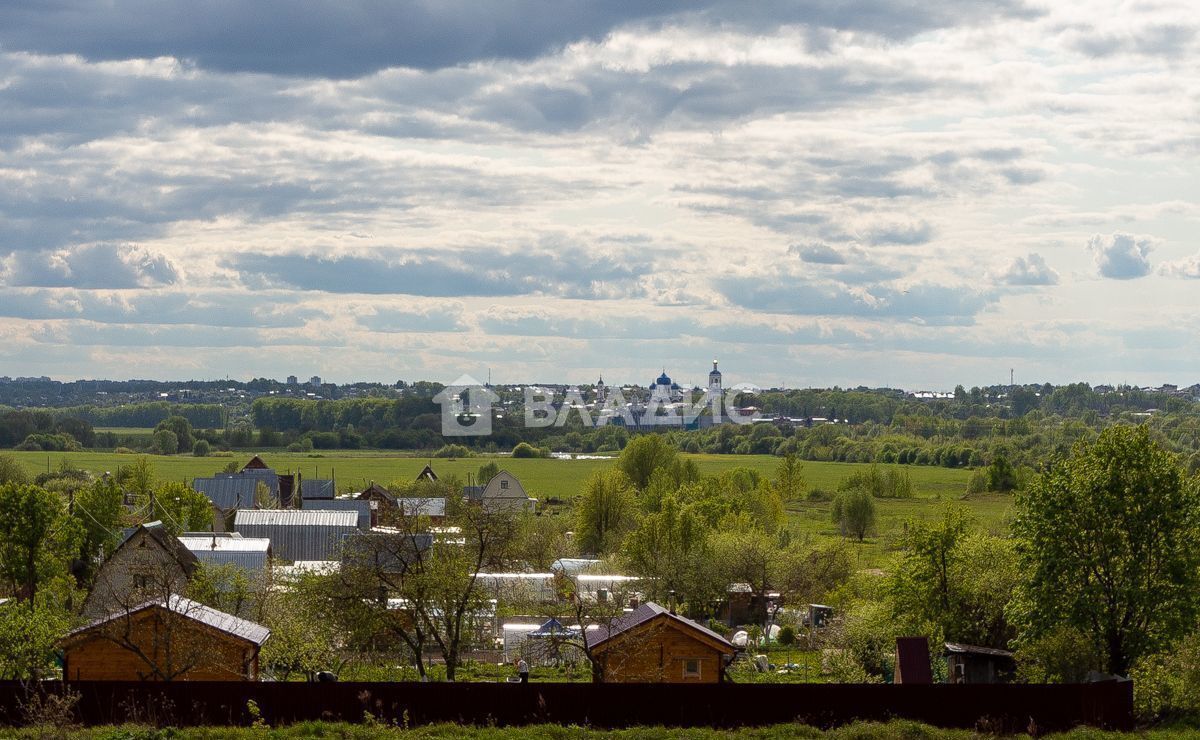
[1,722,1195,740]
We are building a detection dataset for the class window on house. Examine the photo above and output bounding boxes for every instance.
[500,480,509,489]
[133,574,149,589]
[683,659,701,678]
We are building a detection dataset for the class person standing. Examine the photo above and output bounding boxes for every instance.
[517,658,529,684]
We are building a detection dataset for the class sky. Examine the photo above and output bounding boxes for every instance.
[0,1,1196,390]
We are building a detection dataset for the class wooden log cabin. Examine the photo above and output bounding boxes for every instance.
[59,596,270,681]
[586,601,735,683]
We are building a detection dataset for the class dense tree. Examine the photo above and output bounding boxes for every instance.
[0,483,81,608]
[574,470,636,557]
[772,454,806,503]
[617,435,678,491]
[152,428,179,455]
[71,476,125,585]
[0,600,74,680]
[154,415,194,453]
[1013,425,1200,675]
[889,507,1018,649]
[623,493,720,613]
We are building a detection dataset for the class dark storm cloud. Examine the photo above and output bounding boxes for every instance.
[0,1,1038,78]
[230,245,653,298]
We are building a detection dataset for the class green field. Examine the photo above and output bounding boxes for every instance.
[5,449,998,568]
[5,450,974,501]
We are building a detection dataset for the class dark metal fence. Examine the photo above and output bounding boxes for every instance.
[0,680,1134,732]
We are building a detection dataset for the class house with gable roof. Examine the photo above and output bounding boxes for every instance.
[586,601,735,683]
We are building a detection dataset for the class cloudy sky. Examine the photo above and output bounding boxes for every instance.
[0,1,1196,389]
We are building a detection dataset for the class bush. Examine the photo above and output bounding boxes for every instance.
[0,455,29,486]
[1132,631,1200,722]
[192,439,211,457]
[511,442,548,458]
[435,444,473,458]
[831,488,876,541]
[114,446,137,454]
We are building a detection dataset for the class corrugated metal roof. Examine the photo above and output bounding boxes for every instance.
[64,595,270,647]
[179,536,271,573]
[301,498,371,529]
[235,510,357,527]
[193,475,265,510]
[396,497,447,517]
[301,479,336,499]
[234,509,358,562]
[178,536,271,553]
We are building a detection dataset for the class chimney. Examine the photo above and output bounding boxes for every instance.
[668,590,677,615]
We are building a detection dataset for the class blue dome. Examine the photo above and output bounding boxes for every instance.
[656,372,672,385]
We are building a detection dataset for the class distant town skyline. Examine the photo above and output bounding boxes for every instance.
[0,2,1196,388]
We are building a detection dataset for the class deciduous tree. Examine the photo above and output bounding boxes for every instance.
[1013,425,1200,675]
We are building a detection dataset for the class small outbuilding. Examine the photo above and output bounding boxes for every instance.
[586,601,735,683]
[944,642,1016,684]
[60,595,270,681]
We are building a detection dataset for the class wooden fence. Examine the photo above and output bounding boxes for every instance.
[0,679,1134,732]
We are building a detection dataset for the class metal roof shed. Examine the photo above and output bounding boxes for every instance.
[234,509,358,563]
[301,498,371,529]
[178,535,273,574]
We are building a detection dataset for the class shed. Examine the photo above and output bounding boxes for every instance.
[396,497,447,520]
[234,509,358,562]
[944,642,1016,684]
[192,476,259,512]
[178,533,272,574]
[301,479,336,500]
[586,601,735,683]
[60,595,269,681]
[551,558,601,576]
[301,497,371,529]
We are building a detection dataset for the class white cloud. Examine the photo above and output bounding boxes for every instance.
[1159,253,1200,279]
[999,253,1059,286]
[1087,233,1154,280]
[0,0,1195,386]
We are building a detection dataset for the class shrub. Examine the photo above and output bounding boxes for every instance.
[435,443,473,458]
[831,488,876,541]
[0,455,29,486]
[114,446,137,454]
[192,439,211,457]
[511,442,547,458]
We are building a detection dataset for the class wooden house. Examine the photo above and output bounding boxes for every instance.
[586,601,735,683]
[358,482,398,527]
[60,595,270,681]
[83,523,199,619]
